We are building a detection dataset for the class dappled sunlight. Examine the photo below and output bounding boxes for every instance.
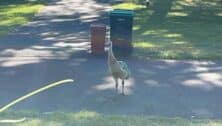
[163,33,183,38]
[167,12,188,17]
[71,110,100,120]
[183,61,218,73]
[175,0,197,7]
[53,42,90,50]
[93,76,135,95]
[182,73,222,90]
[144,80,160,87]
[93,77,114,91]
[159,50,177,58]
[180,61,222,91]
[182,79,213,91]
[163,59,181,65]
[133,25,141,30]
[48,18,78,23]
[173,0,220,8]
[140,30,183,41]
[42,37,55,41]
[0,47,66,58]
[0,0,112,66]
[80,15,99,22]
[38,0,111,17]
[171,4,185,10]
[138,68,156,75]
[39,31,90,45]
[0,42,85,67]
[133,23,222,59]
[192,60,217,66]
[28,20,48,26]
[133,42,155,48]
[198,73,222,86]
[0,57,42,67]
[191,65,210,72]
[129,0,222,59]
[134,10,153,21]
[216,13,222,16]
[40,32,60,37]
[184,0,193,3]
[172,0,222,19]
[141,29,168,36]
[171,41,187,45]
[112,3,146,10]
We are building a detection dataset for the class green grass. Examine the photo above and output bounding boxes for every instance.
[1,110,222,126]
[112,2,146,10]
[112,0,222,60]
[0,0,44,36]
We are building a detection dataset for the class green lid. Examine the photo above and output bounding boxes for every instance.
[110,9,134,17]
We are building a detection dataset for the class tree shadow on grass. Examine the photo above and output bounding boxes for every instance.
[133,0,222,59]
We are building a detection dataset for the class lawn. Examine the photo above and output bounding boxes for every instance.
[113,0,222,60]
[1,110,222,126]
[0,0,44,36]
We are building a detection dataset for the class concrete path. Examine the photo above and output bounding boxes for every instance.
[0,0,222,120]
[0,0,111,59]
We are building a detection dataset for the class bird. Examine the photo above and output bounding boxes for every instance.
[107,41,130,95]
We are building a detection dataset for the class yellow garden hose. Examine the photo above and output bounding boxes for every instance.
[0,79,74,123]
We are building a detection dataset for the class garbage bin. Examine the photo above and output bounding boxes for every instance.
[110,9,134,56]
[90,23,106,54]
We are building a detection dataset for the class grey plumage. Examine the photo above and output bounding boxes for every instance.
[107,41,130,95]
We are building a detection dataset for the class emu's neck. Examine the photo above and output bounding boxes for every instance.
[108,44,117,64]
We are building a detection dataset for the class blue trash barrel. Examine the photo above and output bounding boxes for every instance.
[110,9,134,56]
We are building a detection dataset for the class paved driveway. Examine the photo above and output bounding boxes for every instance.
[0,0,222,119]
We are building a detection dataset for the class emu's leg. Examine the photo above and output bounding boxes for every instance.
[115,78,118,93]
[122,80,125,95]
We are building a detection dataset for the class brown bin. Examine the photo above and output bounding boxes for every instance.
[90,23,106,54]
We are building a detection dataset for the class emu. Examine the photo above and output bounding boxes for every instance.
[107,41,130,95]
